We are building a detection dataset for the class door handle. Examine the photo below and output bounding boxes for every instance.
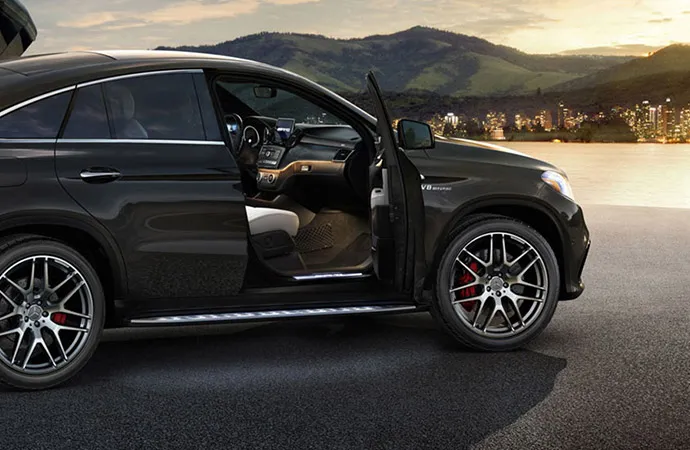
[79,168,121,183]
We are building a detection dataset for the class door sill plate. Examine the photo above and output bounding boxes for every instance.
[130,304,417,325]
[292,272,371,281]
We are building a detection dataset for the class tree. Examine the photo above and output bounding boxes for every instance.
[465,119,483,137]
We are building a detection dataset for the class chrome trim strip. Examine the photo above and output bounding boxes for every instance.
[130,305,417,325]
[0,69,204,120]
[0,139,57,144]
[57,139,226,146]
[77,69,204,88]
[0,85,76,119]
[292,272,369,281]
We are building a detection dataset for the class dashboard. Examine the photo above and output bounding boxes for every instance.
[226,115,362,193]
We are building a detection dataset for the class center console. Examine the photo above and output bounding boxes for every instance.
[255,118,296,190]
[256,144,286,169]
[256,144,287,189]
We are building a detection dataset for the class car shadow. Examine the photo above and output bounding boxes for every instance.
[1,314,566,450]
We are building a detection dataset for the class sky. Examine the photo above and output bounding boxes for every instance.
[21,0,690,56]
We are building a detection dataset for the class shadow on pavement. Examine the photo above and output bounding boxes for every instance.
[1,314,566,450]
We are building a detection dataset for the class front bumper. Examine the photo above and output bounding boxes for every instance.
[559,205,590,300]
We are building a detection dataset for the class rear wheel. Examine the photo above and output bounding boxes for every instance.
[432,216,560,351]
[0,236,105,390]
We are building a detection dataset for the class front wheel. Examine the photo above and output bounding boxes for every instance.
[0,236,105,390]
[432,216,560,351]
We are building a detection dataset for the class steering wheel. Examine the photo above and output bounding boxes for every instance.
[224,113,244,153]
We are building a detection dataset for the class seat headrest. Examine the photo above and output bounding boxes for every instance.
[108,85,136,120]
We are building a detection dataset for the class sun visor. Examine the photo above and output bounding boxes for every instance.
[0,0,36,59]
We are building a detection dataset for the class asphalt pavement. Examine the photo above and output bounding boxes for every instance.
[2,203,689,449]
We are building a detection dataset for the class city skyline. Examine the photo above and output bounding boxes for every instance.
[429,97,690,143]
[21,0,690,56]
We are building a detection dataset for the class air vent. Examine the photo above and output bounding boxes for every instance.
[333,149,352,161]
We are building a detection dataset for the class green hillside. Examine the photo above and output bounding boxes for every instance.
[552,44,690,92]
[157,26,630,96]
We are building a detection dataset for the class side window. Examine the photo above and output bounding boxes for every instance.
[103,73,205,141]
[0,91,72,139]
[62,85,110,139]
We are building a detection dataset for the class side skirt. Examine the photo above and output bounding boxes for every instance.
[129,304,419,326]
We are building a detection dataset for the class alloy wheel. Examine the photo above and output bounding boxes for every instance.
[449,232,549,338]
[0,255,94,375]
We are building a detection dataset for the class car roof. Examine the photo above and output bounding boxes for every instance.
[0,49,376,125]
[0,49,270,75]
[0,50,288,110]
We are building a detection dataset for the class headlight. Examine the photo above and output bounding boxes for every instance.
[541,170,575,201]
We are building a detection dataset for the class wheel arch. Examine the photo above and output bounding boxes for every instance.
[426,196,566,297]
[0,213,127,327]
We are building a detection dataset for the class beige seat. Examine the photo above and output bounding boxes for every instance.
[245,206,299,237]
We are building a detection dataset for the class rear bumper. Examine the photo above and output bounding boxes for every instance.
[559,205,590,300]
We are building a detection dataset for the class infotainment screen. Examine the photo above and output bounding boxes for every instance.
[275,118,295,141]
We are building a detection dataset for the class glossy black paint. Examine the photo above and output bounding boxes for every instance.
[408,137,589,300]
[55,140,249,301]
[0,50,590,327]
[0,140,129,302]
[0,0,36,59]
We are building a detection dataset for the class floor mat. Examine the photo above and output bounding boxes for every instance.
[309,233,371,270]
[297,210,370,270]
[295,223,335,253]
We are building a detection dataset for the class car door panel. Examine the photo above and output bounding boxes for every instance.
[55,71,249,301]
[57,140,247,300]
[366,72,425,298]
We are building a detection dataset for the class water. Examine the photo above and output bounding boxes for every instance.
[497,142,690,209]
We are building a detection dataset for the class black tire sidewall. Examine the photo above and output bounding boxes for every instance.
[0,239,105,390]
[433,218,560,351]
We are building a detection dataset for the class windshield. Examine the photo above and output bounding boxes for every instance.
[217,81,348,125]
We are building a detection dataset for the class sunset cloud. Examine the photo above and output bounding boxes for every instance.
[57,0,319,29]
[22,0,690,55]
[649,17,673,23]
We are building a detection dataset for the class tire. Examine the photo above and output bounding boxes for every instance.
[0,235,105,390]
[431,215,560,351]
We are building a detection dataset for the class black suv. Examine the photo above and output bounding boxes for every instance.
[0,50,590,390]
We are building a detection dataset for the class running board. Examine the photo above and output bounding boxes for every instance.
[292,272,371,281]
[129,305,418,325]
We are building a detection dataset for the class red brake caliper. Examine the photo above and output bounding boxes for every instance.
[456,261,480,311]
[51,313,67,325]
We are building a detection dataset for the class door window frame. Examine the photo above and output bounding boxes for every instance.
[206,71,378,161]
[61,69,221,145]
[0,68,227,147]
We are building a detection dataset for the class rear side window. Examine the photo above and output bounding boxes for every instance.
[103,73,206,141]
[62,85,111,139]
[0,91,72,139]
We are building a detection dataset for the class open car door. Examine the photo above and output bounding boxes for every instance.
[0,0,37,59]
[366,72,426,300]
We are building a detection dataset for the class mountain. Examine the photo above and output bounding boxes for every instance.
[558,44,662,57]
[157,26,631,97]
[560,71,690,108]
[552,44,690,92]
[340,69,690,124]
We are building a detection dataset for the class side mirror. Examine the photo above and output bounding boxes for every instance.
[397,119,435,150]
[253,86,277,99]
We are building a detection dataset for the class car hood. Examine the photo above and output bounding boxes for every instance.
[410,136,561,175]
